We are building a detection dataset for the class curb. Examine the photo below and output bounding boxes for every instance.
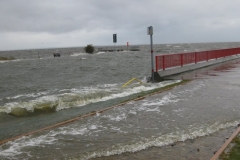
[210,126,240,160]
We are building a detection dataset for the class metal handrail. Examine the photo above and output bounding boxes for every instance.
[155,47,240,71]
[122,78,143,88]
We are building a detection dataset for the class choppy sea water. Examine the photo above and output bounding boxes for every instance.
[1,42,240,159]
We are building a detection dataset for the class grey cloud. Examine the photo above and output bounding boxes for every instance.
[1,0,240,50]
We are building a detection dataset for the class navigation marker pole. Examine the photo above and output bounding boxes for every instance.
[113,34,117,52]
[148,26,154,82]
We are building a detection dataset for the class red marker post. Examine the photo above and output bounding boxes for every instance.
[147,26,154,82]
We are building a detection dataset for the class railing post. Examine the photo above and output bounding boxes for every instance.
[155,56,158,71]
[195,52,197,64]
[163,55,165,70]
[206,51,208,61]
[181,54,183,67]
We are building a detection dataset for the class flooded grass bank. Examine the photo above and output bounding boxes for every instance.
[0,80,190,146]
[219,133,240,160]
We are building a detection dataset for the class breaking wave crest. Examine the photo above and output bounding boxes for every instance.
[0,120,238,159]
[70,53,88,57]
[0,80,180,116]
[73,121,239,160]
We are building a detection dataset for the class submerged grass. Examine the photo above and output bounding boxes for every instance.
[219,134,240,160]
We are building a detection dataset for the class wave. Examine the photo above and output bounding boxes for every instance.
[0,59,25,63]
[5,91,51,100]
[0,133,57,158]
[75,121,239,159]
[0,80,180,117]
[1,119,235,159]
[96,52,106,55]
[71,53,88,57]
[0,58,50,64]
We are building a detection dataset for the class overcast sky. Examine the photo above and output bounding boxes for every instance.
[0,0,240,51]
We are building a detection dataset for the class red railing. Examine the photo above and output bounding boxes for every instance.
[155,48,240,71]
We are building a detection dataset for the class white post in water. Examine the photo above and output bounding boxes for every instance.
[148,26,154,82]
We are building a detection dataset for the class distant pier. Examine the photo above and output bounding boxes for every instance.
[97,46,140,52]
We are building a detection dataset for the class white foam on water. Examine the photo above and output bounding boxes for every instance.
[48,121,106,137]
[1,95,237,160]
[128,110,137,115]
[100,83,119,88]
[0,80,181,114]
[0,134,57,158]
[176,81,205,97]
[103,113,127,122]
[89,125,98,130]
[44,128,87,138]
[0,125,95,158]
[110,126,127,133]
[0,119,105,159]
[96,52,106,55]
[55,80,181,111]
[59,84,118,94]
[60,127,89,136]
[71,53,88,57]
[0,59,24,63]
[173,108,187,113]
[101,80,180,101]
[145,107,161,112]
[2,95,59,114]
[76,121,240,160]
[5,91,50,100]
[141,76,148,83]
[0,58,40,64]
[141,93,179,107]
